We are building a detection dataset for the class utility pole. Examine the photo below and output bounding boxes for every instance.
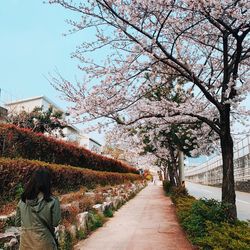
[178,150,185,186]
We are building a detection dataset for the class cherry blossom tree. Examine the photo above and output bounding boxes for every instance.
[50,0,250,219]
[110,84,219,186]
[105,126,159,170]
[107,110,218,187]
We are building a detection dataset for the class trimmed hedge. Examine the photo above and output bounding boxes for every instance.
[0,157,142,206]
[0,124,137,174]
[167,186,250,250]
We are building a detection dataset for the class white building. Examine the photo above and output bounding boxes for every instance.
[79,134,102,153]
[0,106,8,123]
[5,95,63,114]
[5,96,75,140]
[62,124,81,143]
[5,96,102,152]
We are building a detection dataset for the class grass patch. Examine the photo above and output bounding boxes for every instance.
[76,228,87,240]
[103,208,113,218]
[61,230,73,250]
[87,212,105,231]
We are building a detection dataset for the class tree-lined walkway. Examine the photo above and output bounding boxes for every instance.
[74,183,193,250]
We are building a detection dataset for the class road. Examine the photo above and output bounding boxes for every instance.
[186,182,250,221]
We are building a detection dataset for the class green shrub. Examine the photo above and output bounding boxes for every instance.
[15,183,24,200]
[175,196,197,224]
[61,230,72,250]
[162,181,189,199]
[180,199,234,241]
[87,212,105,231]
[171,193,250,249]
[76,229,86,240]
[171,185,189,198]
[5,216,16,228]
[163,180,172,194]
[197,221,250,250]
[192,199,233,223]
[174,195,196,213]
[103,208,113,218]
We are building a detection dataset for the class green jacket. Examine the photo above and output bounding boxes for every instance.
[15,193,61,250]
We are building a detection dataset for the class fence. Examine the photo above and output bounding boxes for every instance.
[185,135,250,185]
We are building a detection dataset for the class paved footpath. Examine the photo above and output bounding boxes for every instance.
[74,184,194,250]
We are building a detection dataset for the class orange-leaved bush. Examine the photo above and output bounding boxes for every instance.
[0,157,142,206]
[0,124,138,174]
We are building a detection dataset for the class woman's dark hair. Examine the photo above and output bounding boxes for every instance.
[21,168,52,202]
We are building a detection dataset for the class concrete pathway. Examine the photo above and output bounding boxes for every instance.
[74,184,194,250]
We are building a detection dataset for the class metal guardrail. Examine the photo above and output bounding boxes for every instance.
[185,135,250,185]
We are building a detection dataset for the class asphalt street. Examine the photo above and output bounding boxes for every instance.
[186,182,250,221]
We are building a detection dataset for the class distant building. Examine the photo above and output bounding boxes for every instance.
[5,95,63,114]
[0,106,8,123]
[5,95,76,141]
[5,96,102,152]
[62,124,81,143]
[80,134,102,153]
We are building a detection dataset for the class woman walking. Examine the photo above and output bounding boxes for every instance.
[15,169,61,250]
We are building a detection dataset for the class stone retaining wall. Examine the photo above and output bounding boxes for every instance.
[0,181,147,250]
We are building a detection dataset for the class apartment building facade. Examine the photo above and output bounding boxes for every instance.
[5,96,102,153]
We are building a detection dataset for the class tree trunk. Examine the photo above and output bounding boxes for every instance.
[178,150,184,185]
[174,164,181,186]
[168,164,177,186]
[220,108,237,220]
[163,166,168,181]
[167,162,180,187]
[168,147,180,187]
